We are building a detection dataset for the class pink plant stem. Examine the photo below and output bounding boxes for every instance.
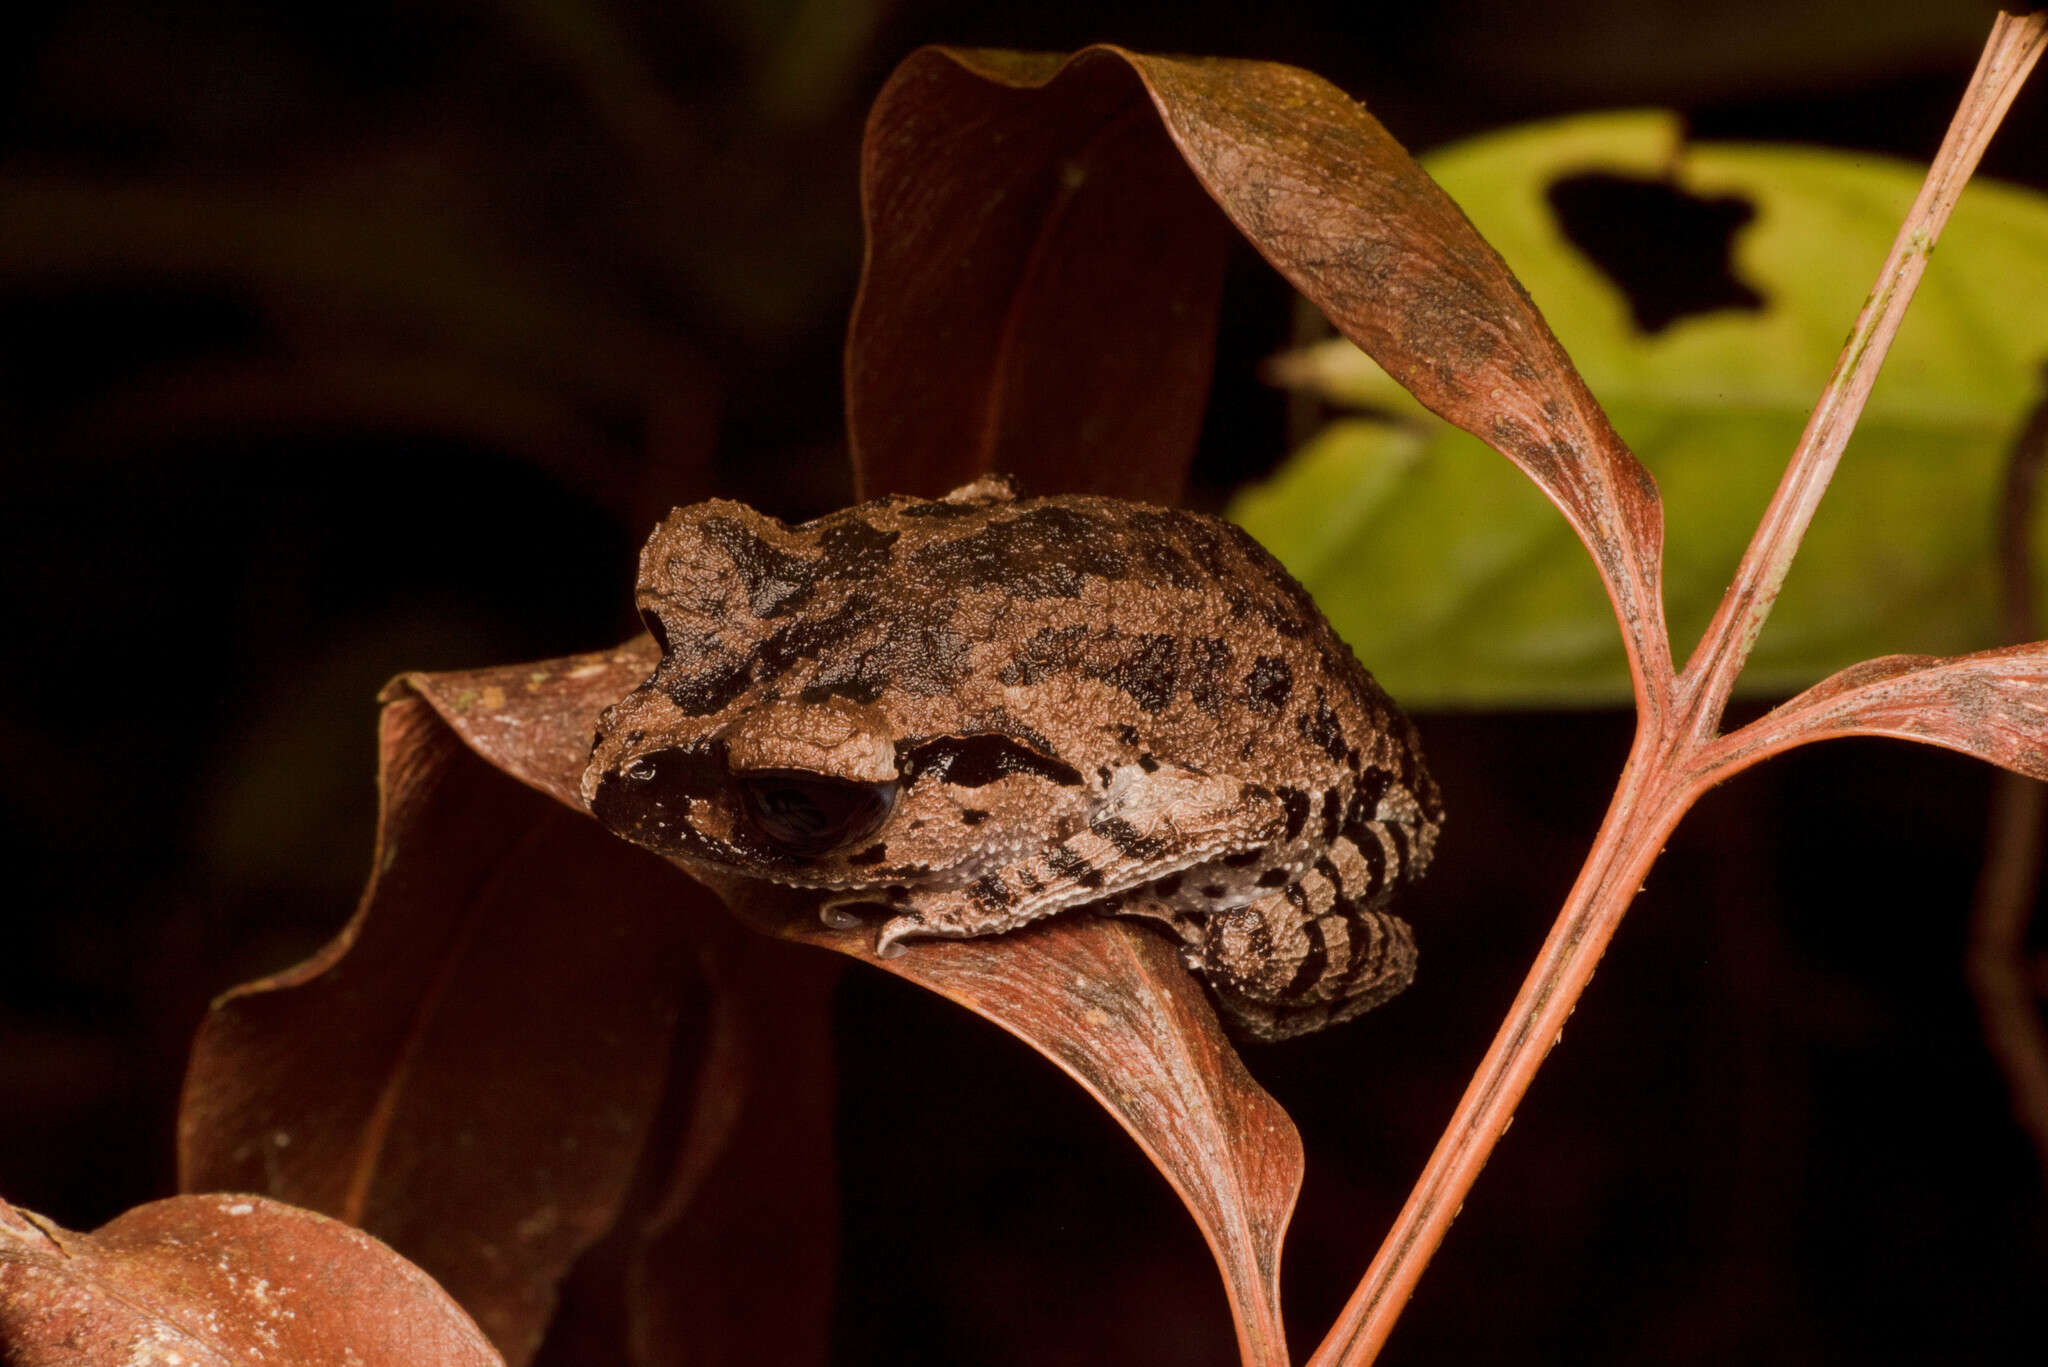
[1304,726,1690,1367]
[1309,13,2047,1367]
[1678,11,2048,734]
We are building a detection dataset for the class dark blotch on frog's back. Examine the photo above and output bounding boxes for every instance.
[1276,785,1312,841]
[668,657,754,716]
[1245,655,1294,712]
[1125,507,1232,577]
[693,510,899,624]
[897,734,1084,789]
[1297,690,1349,764]
[754,594,882,678]
[808,597,970,699]
[1183,637,1234,716]
[1096,633,1179,713]
[904,505,1129,600]
[814,517,900,580]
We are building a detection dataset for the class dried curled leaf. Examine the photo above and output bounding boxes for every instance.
[848,49,1230,506]
[520,920,842,1367]
[614,923,841,1367]
[178,646,839,1366]
[179,641,1302,1365]
[417,650,1302,1360]
[850,45,1670,708]
[699,880,1303,1367]
[1695,642,2048,785]
[0,1193,503,1366]
[401,647,1305,1367]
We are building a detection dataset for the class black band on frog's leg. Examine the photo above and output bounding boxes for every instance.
[1201,890,1416,1043]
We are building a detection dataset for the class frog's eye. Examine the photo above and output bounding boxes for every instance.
[737,771,896,858]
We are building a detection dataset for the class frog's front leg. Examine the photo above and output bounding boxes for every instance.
[872,767,1284,956]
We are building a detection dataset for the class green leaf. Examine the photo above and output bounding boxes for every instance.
[1238,111,2048,707]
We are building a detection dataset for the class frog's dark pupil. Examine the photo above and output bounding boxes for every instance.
[739,773,895,857]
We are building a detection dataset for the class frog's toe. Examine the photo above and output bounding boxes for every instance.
[814,902,855,930]
[874,912,926,958]
[874,890,1062,957]
[818,895,895,932]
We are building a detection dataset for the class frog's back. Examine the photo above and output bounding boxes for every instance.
[882,490,1426,794]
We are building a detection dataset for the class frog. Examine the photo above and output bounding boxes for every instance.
[581,475,1442,1041]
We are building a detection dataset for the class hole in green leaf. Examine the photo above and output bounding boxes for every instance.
[1545,172,1767,334]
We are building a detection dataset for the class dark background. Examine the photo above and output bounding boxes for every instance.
[3,1,2044,1363]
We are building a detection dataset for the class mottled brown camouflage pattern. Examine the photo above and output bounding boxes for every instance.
[583,477,1440,1040]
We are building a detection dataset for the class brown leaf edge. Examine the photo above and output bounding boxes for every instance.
[401,640,1305,1367]
[0,1192,504,1366]
[848,45,1672,716]
[177,648,792,1365]
[1684,643,2048,790]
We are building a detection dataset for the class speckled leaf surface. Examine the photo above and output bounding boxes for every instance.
[1696,642,2048,783]
[0,1193,503,1366]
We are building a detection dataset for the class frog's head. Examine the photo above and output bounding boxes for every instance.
[581,480,1095,889]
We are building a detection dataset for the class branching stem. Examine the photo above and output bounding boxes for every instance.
[1677,11,2048,739]
[1309,12,2048,1366]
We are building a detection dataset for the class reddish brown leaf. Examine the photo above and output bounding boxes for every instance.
[849,45,1670,705]
[0,1193,503,1366]
[400,646,1304,1367]
[179,665,709,1365]
[821,900,1301,1366]
[409,642,662,805]
[1693,642,2048,786]
[182,643,844,1366]
[847,48,1232,505]
[677,881,1302,1367]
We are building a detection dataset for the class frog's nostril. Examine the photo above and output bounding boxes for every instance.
[590,746,723,854]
